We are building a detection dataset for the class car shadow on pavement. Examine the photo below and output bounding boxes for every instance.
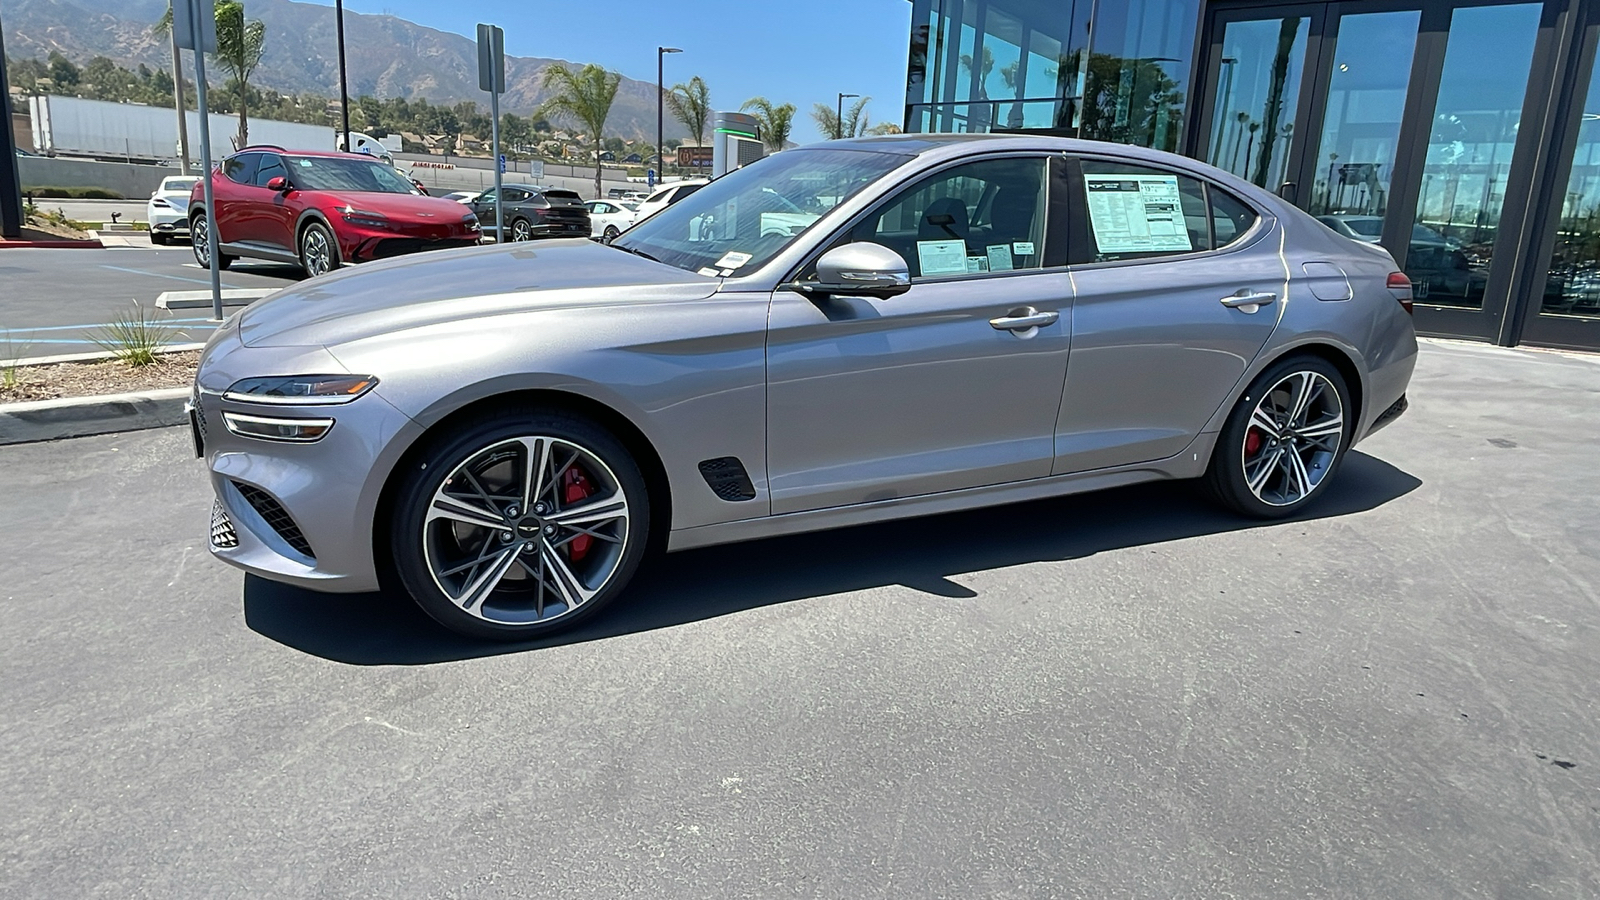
[242,451,1420,666]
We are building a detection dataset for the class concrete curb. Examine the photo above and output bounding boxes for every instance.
[0,387,189,445]
[156,289,274,310]
[1,342,207,369]
[0,238,105,249]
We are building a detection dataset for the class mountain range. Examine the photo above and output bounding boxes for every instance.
[2,0,690,140]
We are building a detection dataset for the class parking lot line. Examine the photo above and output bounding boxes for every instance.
[97,263,239,287]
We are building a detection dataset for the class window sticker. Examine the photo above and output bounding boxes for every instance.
[697,267,722,277]
[965,256,990,274]
[1012,241,1035,256]
[714,251,753,270]
[986,244,1014,272]
[916,239,969,277]
[1083,174,1192,253]
[297,158,313,167]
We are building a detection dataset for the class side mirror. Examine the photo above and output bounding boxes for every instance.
[803,242,912,299]
[266,176,289,193]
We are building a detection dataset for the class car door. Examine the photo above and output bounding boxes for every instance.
[1054,155,1282,473]
[245,152,296,252]
[765,154,1073,515]
[469,189,496,228]
[213,152,259,245]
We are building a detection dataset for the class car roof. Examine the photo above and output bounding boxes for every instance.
[227,147,378,160]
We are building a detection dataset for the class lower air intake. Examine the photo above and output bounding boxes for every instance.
[231,481,315,559]
[209,499,238,548]
[698,457,756,502]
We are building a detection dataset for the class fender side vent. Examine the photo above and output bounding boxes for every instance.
[698,457,756,502]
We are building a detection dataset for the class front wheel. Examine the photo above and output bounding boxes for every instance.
[1204,355,1353,518]
[509,218,533,242]
[299,221,341,277]
[389,409,651,641]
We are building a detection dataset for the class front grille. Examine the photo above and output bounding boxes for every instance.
[368,237,478,260]
[698,457,757,501]
[209,499,239,548]
[193,396,208,439]
[231,481,315,559]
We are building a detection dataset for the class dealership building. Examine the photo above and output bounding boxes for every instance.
[902,0,1600,350]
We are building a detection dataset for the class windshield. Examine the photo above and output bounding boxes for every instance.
[163,178,198,194]
[612,148,911,274]
[1344,218,1383,236]
[286,156,417,194]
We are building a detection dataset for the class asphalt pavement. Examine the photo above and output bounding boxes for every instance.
[1,340,1598,897]
[0,244,302,354]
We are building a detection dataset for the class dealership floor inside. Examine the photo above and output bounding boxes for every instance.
[1,340,1596,897]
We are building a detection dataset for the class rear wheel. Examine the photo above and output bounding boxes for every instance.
[509,218,533,242]
[189,214,233,270]
[602,225,620,243]
[298,221,340,277]
[151,232,169,246]
[1204,355,1353,518]
[389,409,650,641]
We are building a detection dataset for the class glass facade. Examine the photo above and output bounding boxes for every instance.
[904,0,1600,350]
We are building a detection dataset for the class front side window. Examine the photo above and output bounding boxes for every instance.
[613,148,910,275]
[254,154,286,187]
[845,156,1050,279]
[284,156,416,194]
[1074,159,1257,263]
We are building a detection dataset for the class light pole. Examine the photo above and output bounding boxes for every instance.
[836,92,859,140]
[335,0,351,151]
[657,47,681,181]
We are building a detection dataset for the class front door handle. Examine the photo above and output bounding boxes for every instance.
[989,307,1059,331]
[1220,289,1278,311]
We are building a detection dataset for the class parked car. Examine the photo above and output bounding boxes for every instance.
[585,198,637,241]
[147,175,199,245]
[466,184,590,241]
[1317,214,1480,299]
[438,190,479,204]
[192,134,1417,641]
[187,146,481,277]
[630,178,709,224]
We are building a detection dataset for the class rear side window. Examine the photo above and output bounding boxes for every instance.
[502,188,530,203]
[222,153,259,185]
[1073,159,1258,264]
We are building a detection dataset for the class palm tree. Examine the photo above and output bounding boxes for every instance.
[810,95,871,140]
[741,97,796,152]
[153,0,265,149]
[536,63,621,199]
[665,76,711,148]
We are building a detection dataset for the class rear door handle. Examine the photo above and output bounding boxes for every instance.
[1220,290,1278,311]
[989,307,1059,331]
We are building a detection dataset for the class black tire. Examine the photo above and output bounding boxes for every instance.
[1203,354,1353,519]
[509,217,533,242]
[298,221,341,277]
[602,225,620,243]
[189,214,233,270]
[389,407,652,641]
[151,232,169,246]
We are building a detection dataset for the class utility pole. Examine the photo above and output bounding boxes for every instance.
[169,1,192,174]
[657,47,680,183]
[0,11,22,239]
[836,92,859,140]
[335,0,351,150]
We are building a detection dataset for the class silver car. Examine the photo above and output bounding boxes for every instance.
[191,134,1417,641]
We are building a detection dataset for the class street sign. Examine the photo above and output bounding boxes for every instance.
[647,168,656,189]
[527,159,544,180]
[477,24,505,94]
[498,154,506,173]
[172,0,217,53]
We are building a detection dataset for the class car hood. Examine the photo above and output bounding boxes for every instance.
[237,238,718,348]
[311,190,474,220]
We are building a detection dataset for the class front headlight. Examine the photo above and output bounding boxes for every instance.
[223,374,378,405]
[341,206,392,229]
[462,213,479,232]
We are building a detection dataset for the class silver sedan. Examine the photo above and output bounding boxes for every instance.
[191,134,1417,640]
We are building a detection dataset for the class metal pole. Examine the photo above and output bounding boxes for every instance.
[491,87,502,243]
[170,2,192,175]
[0,13,23,239]
[658,48,665,184]
[189,0,224,321]
[837,93,844,140]
[335,0,351,150]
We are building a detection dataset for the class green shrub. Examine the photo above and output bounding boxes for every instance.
[21,186,126,200]
[91,302,181,368]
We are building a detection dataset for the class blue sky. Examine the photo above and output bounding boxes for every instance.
[296,0,915,144]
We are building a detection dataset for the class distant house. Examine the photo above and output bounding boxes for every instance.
[623,152,642,164]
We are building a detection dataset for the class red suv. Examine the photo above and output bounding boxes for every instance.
[188,146,481,276]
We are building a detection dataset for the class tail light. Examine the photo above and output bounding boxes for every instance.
[1386,272,1414,315]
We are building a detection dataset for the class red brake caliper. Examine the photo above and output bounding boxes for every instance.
[1244,428,1263,459]
[561,466,596,562]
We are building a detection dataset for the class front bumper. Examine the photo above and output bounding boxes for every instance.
[193,330,423,593]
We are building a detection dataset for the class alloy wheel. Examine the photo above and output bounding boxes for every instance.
[1240,370,1345,507]
[192,217,209,265]
[422,436,630,625]
[511,219,532,241]
[302,228,333,276]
